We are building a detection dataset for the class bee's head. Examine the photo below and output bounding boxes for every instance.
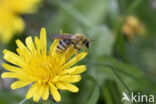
[83,39,90,48]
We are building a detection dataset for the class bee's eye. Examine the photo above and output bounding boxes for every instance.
[83,40,89,48]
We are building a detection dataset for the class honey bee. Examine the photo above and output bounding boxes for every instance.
[53,33,90,56]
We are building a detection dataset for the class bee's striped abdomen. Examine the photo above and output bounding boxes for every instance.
[56,39,71,52]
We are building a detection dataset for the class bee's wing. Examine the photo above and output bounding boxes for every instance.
[52,34,78,40]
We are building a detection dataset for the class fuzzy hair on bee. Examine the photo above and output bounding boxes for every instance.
[52,33,90,54]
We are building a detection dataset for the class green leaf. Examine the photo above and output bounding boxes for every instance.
[102,80,122,104]
[101,56,156,93]
[75,0,108,25]
[87,85,100,104]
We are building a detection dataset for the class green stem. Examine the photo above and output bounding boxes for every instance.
[127,0,143,15]
[19,98,27,104]
[114,0,144,62]
[107,63,131,95]
[89,62,137,104]
[88,63,131,94]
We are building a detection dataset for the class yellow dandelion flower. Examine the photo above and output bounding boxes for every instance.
[0,0,41,43]
[0,10,25,43]
[122,16,146,40]
[1,28,87,102]
[0,0,41,14]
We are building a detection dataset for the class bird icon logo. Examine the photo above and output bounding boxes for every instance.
[121,92,131,102]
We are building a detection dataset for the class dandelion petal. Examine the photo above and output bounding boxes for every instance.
[25,37,36,54]
[33,84,44,102]
[59,82,79,93]
[63,65,87,75]
[58,75,81,83]
[1,72,17,78]
[42,84,49,100]
[2,63,21,72]
[50,83,61,102]
[26,83,38,99]
[11,80,33,89]
[62,52,87,69]
[40,28,47,54]
[3,49,25,67]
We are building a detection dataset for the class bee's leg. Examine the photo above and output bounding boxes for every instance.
[83,46,87,52]
[75,49,78,60]
[65,46,71,57]
[74,45,79,60]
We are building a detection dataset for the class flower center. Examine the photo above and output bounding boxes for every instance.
[29,55,60,83]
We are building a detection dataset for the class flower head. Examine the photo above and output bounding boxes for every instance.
[122,16,146,40]
[1,28,87,102]
[0,0,41,14]
[0,0,41,43]
[0,10,24,43]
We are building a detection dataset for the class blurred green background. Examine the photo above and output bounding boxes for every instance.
[0,0,156,104]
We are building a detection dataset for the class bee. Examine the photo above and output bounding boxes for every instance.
[53,33,90,56]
